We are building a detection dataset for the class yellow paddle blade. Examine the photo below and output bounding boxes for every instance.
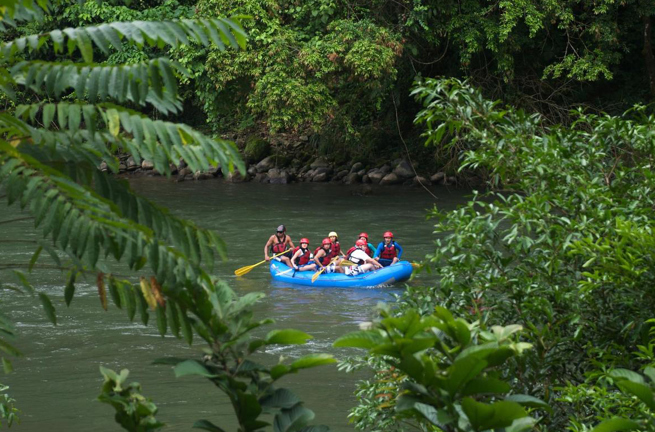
[234,264,256,276]
[339,259,356,266]
[311,267,325,283]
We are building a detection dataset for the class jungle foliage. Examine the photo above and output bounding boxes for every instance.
[30,0,655,166]
[343,77,655,432]
[0,1,335,431]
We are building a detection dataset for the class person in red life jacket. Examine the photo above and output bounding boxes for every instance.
[291,238,317,272]
[334,238,382,276]
[374,231,403,267]
[264,224,294,266]
[314,238,339,272]
[345,232,375,257]
[328,231,342,257]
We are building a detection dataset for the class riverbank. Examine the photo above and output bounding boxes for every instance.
[111,153,467,188]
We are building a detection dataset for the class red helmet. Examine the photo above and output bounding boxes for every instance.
[300,238,309,245]
[356,239,367,247]
[358,232,369,240]
[322,238,331,246]
[383,231,394,238]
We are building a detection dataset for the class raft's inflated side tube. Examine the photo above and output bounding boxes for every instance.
[269,260,413,287]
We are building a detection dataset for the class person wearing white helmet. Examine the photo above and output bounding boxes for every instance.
[328,231,341,256]
[264,224,294,266]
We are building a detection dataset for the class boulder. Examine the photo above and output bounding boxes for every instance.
[209,166,222,177]
[379,164,391,175]
[350,162,364,174]
[368,170,384,184]
[244,137,271,163]
[256,156,276,173]
[141,160,154,170]
[312,166,332,176]
[118,163,127,172]
[362,175,370,184]
[380,173,402,186]
[247,165,257,176]
[393,160,414,179]
[334,169,349,181]
[312,171,329,182]
[447,176,457,185]
[226,171,248,183]
[357,169,366,177]
[175,174,185,182]
[99,161,108,172]
[268,168,290,184]
[344,172,361,184]
[169,164,178,175]
[194,171,214,181]
[310,157,330,169]
[126,156,139,170]
[178,167,192,177]
[412,176,432,187]
[254,173,269,183]
[430,172,446,184]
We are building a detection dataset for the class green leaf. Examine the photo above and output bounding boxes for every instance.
[273,404,315,432]
[260,388,301,409]
[611,369,645,384]
[271,364,290,380]
[413,402,454,427]
[290,354,336,371]
[38,292,57,325]
[591,418,641,432]
[28,246,42,272]
[64,272,76,306]
[462,377,511,396]
[266,329,312,345]
[2,358,14,374]
[13,270,34,295]
[333,330,384,348]
[193,419,226,432]
[504,394,552,413]
[156,305,167,337]
[462,398,527,431]
[174,360,217,378]
[616,381,655,410]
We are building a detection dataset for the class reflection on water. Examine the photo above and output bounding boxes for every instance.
[0,179,470,431]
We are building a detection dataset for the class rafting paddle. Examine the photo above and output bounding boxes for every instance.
[311,256,341,283]
[234,250,290,276]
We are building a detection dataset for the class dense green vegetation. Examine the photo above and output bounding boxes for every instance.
[2,1,655,432]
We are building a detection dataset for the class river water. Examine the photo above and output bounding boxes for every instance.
[0,178,469,431]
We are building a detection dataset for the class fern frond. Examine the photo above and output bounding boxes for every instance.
[1,17,247,62]
[10,58,183,114]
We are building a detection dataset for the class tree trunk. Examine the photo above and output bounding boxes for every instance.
[644,15,655,99]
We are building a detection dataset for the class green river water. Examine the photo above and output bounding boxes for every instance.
[0,178,470,431]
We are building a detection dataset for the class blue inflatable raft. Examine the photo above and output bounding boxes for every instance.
[269,260,413,287]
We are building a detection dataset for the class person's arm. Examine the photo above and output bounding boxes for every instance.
[291,250,301,268]
[264,236,273,260]
[286,236,295,250]
[373,242,383,259]
[314,250,325,268]
[395,242,403,259]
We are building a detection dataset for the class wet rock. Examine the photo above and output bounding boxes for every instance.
[169,164,178,175]
[244,137,271,163]
[310,157,330,169]
[362,174,370,184]
[357,169,366,177]
[99,161,108,172]
[126,156,139,170]
[141,160,154,170]
[226,171,248,183]
[254,173,269,183]
[393,160,414,179]
[344,172,361,184]
[209,166,222,177]
[175,174,185,182]
[118,163,126,172]
[447,176,457,185]
[178,167,191,177]
[184,174,194,180]
[268,168,290,184]
[194,171,214,181]
[334,169,349,181]
[368,170,384,184]
[379,164,391,175]
[247,165,257,176]
[312,172,329,182]
[380,173,402,186]
[350,162,363,173]
[430,172,446,184]
[256,156,276,173]
[412,176,432,187]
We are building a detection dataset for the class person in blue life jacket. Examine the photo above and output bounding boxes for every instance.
[264,224,294,266]
[331,238,382,276]
[291,238,317,272]
[374,231,403,267]
[314,238,339,272]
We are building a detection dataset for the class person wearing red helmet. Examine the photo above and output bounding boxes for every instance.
[291,238,317,272]
[345,232,375,257]
[314,238,339,272]
[337,238,382,276]
[264,224,294,266]
[374,231,403,267]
